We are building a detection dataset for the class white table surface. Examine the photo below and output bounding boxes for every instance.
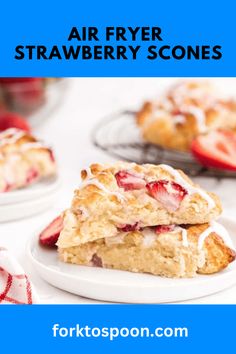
[0,77,236,304]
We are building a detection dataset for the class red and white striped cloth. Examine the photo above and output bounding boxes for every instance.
[0,248,38,304]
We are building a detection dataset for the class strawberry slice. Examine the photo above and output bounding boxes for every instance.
[146,180,188,211]
[0,111,30,132]
[91,254,103,267]
[115,170,146,191]
[49,149,55,162]
[118,222,140,232]
[0,78,44,111]
[2,183,14,193]
[39,216,63,247]
[155,225,176,234]
[10,81,44,106]
[191,130,236,171]
[26,168,39,184]
[0,78,41,85]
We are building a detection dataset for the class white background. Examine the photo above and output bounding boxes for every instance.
[1,78,236,303]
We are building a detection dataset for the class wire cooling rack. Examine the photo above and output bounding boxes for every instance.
[92,110,236,178]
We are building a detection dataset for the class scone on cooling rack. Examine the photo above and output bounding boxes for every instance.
[58,223,235,278]
[57,162,221,247]
[137,81,236,151]
[0,128,56,192]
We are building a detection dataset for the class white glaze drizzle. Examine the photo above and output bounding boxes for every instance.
[150,82,218,132]
[169,81,210,105]
[83,167,94,179]
[198,221,234,250]
[80,178,126,202]
[197,226,213,250]
[19,142,49,151]
[173,227,189,247]
[142,228,157,247]
[181,228,189,247]
[3,161,15,185]
[0,130,26,147]
[0,129,51,154]
[105,233,126,246]
[172,86,206,130]
[146,99,208,134]
[20,141,43,151]
[143,109,165,129]
[78,206,90,219]
[158,164,215,209]
[142,226,188,248]
[0,128,21,139]
[145,81,236,137]
[185,105,207,133]
[173,114,186,125]
[172,106,207,132]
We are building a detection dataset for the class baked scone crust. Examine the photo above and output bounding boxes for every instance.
[137,81,236,151]
[0,128,56,192]
[57,162,222,247]
[58,223,235,278]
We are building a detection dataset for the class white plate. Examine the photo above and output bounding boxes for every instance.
[0,191,59,222]
[0,175,60,205]
[0,176,61,222]
[27,217,236,303]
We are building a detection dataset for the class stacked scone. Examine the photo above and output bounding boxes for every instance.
[42,161,236,278]
[137,81,236,151]
[0,128,56,192]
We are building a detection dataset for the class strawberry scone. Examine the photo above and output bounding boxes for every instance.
[137,81,236,151]
[38,162,235,278]
[0,128,56,192]
[58,223,235,278]
[57,162,221,247]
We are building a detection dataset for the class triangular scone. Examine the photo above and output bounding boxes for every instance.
[137,81,236,151]
[58,222,235,278]
[0,128,56,192]
[57,162,222,247]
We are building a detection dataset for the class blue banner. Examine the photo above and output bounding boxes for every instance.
[1,1,236,353]
[0,305,235,353]
[0,0,235,76]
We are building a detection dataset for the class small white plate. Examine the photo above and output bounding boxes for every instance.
[0,176,60,205]
[0,191,59,222]
[0,176,61,222]
[27,217,236,303]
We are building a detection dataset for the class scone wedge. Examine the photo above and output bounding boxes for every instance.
[57,162,221,246]
[58,223,236,278]
[0,128,56,192]
[137,81,236,151]
[38,162,235,278]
